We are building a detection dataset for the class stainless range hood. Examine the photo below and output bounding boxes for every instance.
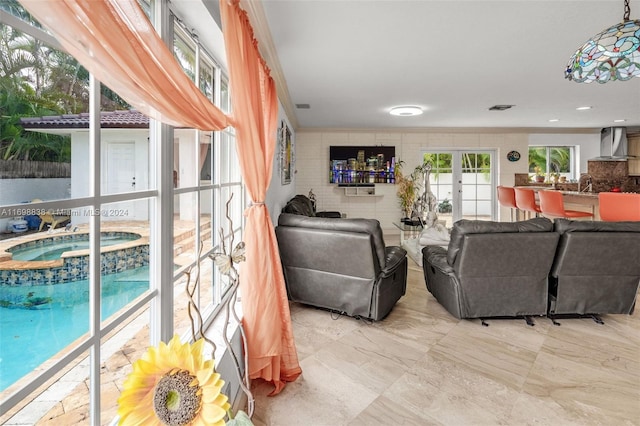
[594,127,633,160]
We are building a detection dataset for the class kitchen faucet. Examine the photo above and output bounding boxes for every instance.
[578,174,593,193]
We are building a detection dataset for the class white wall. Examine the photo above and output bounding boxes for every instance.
[0,178,71,232]
[295,130,535,227]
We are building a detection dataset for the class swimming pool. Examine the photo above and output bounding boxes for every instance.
[0,266,149,391]
[0,232,148,286]
[9,233,140,261]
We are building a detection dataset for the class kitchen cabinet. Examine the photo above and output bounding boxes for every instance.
[629,133,640,176]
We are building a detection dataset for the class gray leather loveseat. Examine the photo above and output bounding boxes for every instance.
[422,217,640,323]
[275,213,408,321]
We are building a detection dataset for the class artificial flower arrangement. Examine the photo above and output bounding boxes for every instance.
[395,160,418,219]
[117,195,253,426]
[533,166,546,182]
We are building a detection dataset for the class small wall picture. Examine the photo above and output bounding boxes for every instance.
[280,121,293,185]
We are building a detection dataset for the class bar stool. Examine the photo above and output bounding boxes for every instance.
[538,190,593,219]
[497,186,519,222]
[514,187,541,219]
[598,192,640,221]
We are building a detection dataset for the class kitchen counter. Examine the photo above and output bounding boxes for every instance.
[515,186,599,218]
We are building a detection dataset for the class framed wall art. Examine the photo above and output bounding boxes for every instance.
[279,120,293,185]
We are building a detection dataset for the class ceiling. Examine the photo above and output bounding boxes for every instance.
[249,0,640,131]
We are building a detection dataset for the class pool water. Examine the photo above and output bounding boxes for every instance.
[0,267,149,391]
[10,234,139,261]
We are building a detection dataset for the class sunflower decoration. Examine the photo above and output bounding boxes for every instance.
[117,335,230,426]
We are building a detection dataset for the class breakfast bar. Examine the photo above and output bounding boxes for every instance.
[518,186,600,219]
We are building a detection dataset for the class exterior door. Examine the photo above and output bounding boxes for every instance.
[423,150,495,226]
[105,141,136,219]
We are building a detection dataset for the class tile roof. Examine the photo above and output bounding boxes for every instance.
[20,110,149,129]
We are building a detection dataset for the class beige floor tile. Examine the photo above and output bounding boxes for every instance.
[251,356,379,426]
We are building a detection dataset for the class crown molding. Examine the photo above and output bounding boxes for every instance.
[239,0,299,130]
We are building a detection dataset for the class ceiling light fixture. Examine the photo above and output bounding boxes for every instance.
[614,119,627,122]
[488,104,515,111]
[389,106,423,116]
[549,119,560,122]
[576,106,593,110]
[565,0,640,83]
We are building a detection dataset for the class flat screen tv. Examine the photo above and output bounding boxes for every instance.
[329,146,396,184]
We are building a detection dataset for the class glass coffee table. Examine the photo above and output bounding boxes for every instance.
[393,221,423,246]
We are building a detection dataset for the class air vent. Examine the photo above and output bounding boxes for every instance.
[488,105,515,111]
[295,103,310,109]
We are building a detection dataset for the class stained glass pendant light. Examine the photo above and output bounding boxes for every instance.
[565,0,640,83]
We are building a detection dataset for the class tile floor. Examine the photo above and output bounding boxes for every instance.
[3,236,639,425]
[250,255,640,425]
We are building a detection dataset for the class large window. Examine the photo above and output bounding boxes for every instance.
[528,146,576,182]
[0,2,242,422]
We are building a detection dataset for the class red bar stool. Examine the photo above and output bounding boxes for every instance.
[514,187,541,219]
[598,192,640,221]
[497,186,519,222]
[538,190,593,219]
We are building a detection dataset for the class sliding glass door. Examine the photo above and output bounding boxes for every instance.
[423,150,496,225]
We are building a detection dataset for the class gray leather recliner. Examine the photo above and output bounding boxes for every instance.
[422,218,559,319]
[275,213,407,321]
[549,219,640,315]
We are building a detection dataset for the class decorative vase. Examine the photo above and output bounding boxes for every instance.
[535,175,545,183]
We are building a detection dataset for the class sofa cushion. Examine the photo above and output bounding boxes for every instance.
[278,213,387,270]
[446,217,553,265]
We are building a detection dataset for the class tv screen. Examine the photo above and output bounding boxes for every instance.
[329,146,396,184]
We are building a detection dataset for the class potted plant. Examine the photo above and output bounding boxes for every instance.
[534,166,545,183]
[438,198,452,214]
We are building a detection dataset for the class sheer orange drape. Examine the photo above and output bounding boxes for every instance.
[220,0,301,395]
[18,0,228,130]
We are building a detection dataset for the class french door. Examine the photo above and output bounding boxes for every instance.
[423,150,496,226]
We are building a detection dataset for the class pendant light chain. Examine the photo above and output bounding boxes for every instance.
[624,0,630,21]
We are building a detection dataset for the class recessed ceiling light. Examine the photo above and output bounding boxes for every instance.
[576,106,592,111]
[549,119,560,122]
[389,106,423,116]
[613,119,627,123]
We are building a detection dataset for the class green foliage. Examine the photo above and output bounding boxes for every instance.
[1,77,71,161]
[1,14,129,162]
[438,198,452,213]
[529,147,572,175]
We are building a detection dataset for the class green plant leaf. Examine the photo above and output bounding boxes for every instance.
[227,410,254,426]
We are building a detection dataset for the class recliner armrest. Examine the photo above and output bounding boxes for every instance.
[424,246,454,275]
[381,246,407,276]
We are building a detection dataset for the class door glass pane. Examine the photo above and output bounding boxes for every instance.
[461,151,492,221]
[423,153,453,226]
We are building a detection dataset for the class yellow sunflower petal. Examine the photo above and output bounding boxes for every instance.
[200,401,228,426]
[118,403,161,426]
[196,366,214,386]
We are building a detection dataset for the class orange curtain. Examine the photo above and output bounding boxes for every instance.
[220,0,301,395]
[18,0,228,131]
